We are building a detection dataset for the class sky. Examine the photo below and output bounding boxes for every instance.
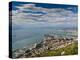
[9,1,78,28]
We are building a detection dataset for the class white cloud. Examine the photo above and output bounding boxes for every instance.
[11,3,78,26]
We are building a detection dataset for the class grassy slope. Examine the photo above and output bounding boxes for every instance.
[39,41,78,57]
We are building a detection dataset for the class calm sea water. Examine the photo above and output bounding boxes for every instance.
[12,27,77,51]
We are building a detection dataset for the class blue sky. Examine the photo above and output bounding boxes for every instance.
[9,1,78,12]
[9,1,78,28]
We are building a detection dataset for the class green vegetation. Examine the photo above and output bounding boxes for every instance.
[39,41,78,57]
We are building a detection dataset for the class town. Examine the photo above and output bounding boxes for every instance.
[13,34,78,58]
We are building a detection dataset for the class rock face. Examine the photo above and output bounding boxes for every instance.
[13,34,76,58]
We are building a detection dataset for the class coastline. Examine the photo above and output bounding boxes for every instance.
[12,34,78,58]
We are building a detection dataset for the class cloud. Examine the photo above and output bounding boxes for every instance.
[11,3,78,26]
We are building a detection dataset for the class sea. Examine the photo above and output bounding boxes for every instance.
[12,26,77,51]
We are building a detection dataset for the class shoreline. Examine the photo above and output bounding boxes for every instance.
[12,34,78,58]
